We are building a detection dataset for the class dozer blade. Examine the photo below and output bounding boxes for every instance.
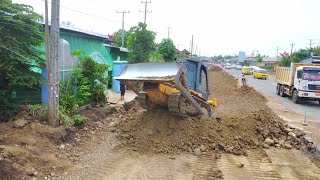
[114,62,213,117]
[114,63,182,82]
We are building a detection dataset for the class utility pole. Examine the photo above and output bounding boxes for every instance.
[276,46,279,61]
[116,11,129,47]
[190,35,194,59]
[140,1,152,24]
[290,42,295,57]
[48,0,60,127]
[44,0,50,69]
[167,26,171,39]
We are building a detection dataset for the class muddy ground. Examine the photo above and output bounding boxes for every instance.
[1,65,320,179]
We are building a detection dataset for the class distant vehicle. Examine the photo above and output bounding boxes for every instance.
[241,66,253,75]
[225,64,232,69]
[232,64,237,69]
[276,63,320,104]
[253,69,269,79]
[236,65,242,70]
[250,66,260,72]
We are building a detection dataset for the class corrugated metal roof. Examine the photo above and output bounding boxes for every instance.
[40,21,108,39]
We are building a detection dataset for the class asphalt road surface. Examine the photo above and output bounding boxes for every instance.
[224,68,320,122]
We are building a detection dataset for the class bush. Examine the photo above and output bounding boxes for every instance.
[59,51,108,125]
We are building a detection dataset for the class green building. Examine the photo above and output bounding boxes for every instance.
[59,25,113,71]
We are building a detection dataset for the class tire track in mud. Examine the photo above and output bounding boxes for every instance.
[81,152,221,180]
[265,149,320,180]
[192,153,220,179]
[246,149,282,179]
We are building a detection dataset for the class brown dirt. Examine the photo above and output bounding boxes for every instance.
[115,65,305,155]
[0,105,119,179]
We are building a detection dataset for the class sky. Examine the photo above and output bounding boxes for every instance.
[12,0,320,57]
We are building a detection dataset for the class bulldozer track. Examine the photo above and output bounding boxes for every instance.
[168,93,200,118]
[137,93,150,110]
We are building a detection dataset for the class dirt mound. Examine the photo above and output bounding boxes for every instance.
[116,108,304,155]
[114,65,305,155]
[0,117,71,179]
[209,65,223,71]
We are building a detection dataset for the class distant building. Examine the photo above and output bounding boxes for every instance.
[301,56,320,64]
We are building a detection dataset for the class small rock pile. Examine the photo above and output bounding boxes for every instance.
[263,126,306,150]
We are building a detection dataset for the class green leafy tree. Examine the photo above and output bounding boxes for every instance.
[293,49,310,60]
[256,54,263,63]
[0,0,44,116]
[314,47,320,56]
[149,51,164,62]
[112,29,129,47]
[158,38,176,62]
[126,23,156,63]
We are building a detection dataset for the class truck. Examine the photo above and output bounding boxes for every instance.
[276,62,320,104]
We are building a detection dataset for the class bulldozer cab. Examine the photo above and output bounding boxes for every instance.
[182,59,210,100]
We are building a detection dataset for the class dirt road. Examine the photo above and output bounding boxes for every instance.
[54,66,320,180]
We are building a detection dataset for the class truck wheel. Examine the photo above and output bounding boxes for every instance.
[279,85,286,97]
[276,84,280,95]
[292,90,300,104]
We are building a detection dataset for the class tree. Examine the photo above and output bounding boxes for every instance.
[256,54,263,63]
[126,23,156,63]
[0,1,44,106]
[313,47,320,56]
[112,29,129,47]
[158,38,176,62]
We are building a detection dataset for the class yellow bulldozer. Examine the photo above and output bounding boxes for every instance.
[114,59,218,118]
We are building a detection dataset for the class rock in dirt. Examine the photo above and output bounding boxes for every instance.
[238,163,244,168]
[263,144,270,149]
[13,119,28,129]
[275,144,281,148]
[288,132,296,138]
[59,144,65,150]
[200,145,206,152]
[194,148,202,156]
[264,138,274,146]
[279,139,285,146]
[109,122,116,128]
[284,143,293,149]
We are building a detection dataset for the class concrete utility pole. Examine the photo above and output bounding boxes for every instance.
[190,35,194,58]
[48,0,60,127]
[167,26,171,39]
[140,1,151,24]
[290,42,295,56]
[44,0,50,69]
[116,11,129,47]
[276,46,279,61]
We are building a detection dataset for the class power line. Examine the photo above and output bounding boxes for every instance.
[42,0,122,24]
[139,1,152,24]
[0,21,109,40]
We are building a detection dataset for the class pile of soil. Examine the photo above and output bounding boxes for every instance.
[114,65,306,155]
[0,105,119,179]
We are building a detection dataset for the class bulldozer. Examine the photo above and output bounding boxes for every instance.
[114,59,218,118]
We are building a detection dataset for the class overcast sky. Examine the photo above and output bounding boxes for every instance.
[13,0,320,57]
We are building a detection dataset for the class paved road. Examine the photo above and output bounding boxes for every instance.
[224,68,320,122]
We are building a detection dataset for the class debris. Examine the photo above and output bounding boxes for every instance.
[13,119,28,129]
[284,143,293,149]
[238,163,244,168]
[194,148,202,156]
[264,138,274,146]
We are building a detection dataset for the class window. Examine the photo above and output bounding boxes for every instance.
[90,53,106,64]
